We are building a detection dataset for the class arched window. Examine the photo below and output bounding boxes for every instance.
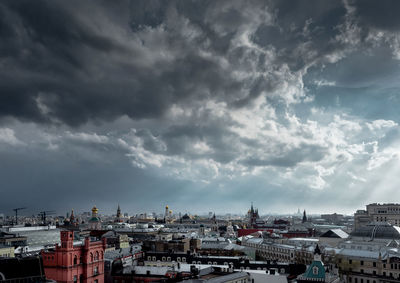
[73,255,77,265]
[90,253,93,262]
[95,251,99,261]
[313,266,319,275]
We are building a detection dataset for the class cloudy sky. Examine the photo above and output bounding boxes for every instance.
[2,0,400,216]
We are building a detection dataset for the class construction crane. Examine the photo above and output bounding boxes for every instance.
[38,210,56,225]
[13,207,27,225]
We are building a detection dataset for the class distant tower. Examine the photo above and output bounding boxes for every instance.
[249,202,259,228]
[70,209,77,226]
[212,213,218,232]
[117,205,121,218]
[89,206,101,230]
[165,205,169,219]
[114,204,123,223]
[302,210,308,223]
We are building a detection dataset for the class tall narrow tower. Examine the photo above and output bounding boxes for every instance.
[165,205,169,219]
[302,210,308,223]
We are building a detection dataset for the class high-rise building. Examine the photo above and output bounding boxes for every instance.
[42,230,106,283]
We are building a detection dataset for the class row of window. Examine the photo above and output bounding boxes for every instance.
[147,256,187,262]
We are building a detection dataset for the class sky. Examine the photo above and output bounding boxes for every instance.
[2,0,400,216]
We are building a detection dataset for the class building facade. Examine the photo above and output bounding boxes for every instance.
[355,203,400,230]
[42,230,106,283]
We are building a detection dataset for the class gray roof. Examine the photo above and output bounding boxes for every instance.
[185,272,249,283]
[320,229,349,239]
[104,245,141,260]
[351,223,400,240]
[205,272,249,283]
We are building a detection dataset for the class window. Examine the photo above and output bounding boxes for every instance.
[349,259,352,264]
[162,257,166,261]
[313,266,319,275]
[94,266,98,275]
[373,262,376,267]
[73,275,77,282]
[74,256,78,265]
[361,261,364,265]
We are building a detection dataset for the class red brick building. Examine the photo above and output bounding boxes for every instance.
[42,230,106,283]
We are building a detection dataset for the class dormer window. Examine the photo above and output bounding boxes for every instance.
[313,266,319,275]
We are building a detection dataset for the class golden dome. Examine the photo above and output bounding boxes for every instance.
[166,205,169,209]
[92,206,98,213]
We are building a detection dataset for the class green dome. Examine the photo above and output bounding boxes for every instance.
[89,217,100,222]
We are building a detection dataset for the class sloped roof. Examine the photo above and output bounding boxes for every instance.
[320,229,349,239]
[297,260,325,281]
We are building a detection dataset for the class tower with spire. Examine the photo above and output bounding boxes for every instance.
[114,204,123,223]
[88,205,101,230]
[302,210,308,223]
[248,202,260,228]
[297,245,327,282]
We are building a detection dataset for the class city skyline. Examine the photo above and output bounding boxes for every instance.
[2,1,400,214]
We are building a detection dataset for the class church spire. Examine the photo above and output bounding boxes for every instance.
[117,204,121,218]
[302,209,307,223]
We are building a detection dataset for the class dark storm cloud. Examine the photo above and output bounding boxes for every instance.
[1,0,400,128]
[0,0,347,127]
[351,0,400,31]
[0,0,234,126]
[252,0,347,71]
[3,0,400,214]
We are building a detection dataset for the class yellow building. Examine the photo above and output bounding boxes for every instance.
[0,245,14,258]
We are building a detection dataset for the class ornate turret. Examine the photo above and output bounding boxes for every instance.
[69,209,78,226]
[89,205,101,230]
[297,245,326,282]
